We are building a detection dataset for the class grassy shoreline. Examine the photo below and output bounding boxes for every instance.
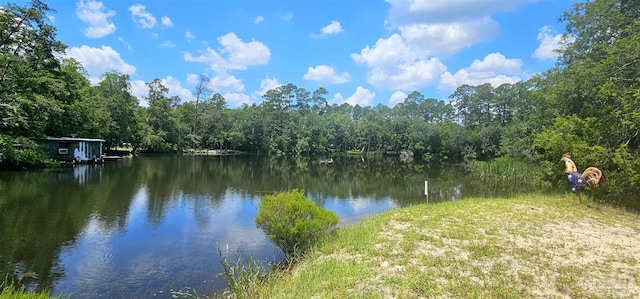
[251,194,640,298]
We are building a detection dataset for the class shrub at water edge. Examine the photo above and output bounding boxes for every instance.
[255,189,338,259]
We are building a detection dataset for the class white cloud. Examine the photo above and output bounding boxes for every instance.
[130,79,148,106]
[186,73,199,85]
[254,16,264,24]
[399,18,499,56]
[184,33,270,72]
[162,76,194,102]
[223,93,251,107]
[303,65,351,84]
[344,86,376,107]
[209,73,245,93]
[386,0,537,26]
[254,77,281,99]
[76,0,116,38]
[311,20,343,38]
[161,16,173,27]
[160,40,175,48]
[382,0,537,57]
[128,4,157,29]
[281,12,294,21]
[65,45,136,83]
[131,77,193,107]
[438,52,523,90]
[352,34,447,90]
[219,33,271,68]
[370,58,447,90]
[353,34,416,70]
[330,93,344,105]
[185,31,196,41]
[532,26,563,60]
[118,36,132,50]
[389,91,407,107]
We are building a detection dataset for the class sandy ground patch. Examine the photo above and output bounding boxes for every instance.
[353,203,640,298]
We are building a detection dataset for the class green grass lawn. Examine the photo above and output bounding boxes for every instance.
[254,194,640,298]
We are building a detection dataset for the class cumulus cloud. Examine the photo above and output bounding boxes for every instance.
[341,87,376,107]
[161,16,173,27]
[223,93,252,107]
[398,17,499,56]
[386,0,537,26]
[532,26,564,60]
[129,4,157,29]
[384,0,532,56]
[76,0,116,38]
[65,45,136,83]
[311,21,343,38]
[184,32,271,72]
[162,76,194,102]
[352,34,447,90]
[303,65,351,84]
[131,77,194,107]
[254,77,282,99]
[389,91,407,107]
[130,79,148,106]
[254,16,264,24]
[352,0,537,90]
[208,73,245,93]
[438,52,523,91]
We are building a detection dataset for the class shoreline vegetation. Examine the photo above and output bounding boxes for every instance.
[232,194,640,299]
[2,194,638,298]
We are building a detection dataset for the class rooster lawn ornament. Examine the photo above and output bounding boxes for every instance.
[561,152,604,193]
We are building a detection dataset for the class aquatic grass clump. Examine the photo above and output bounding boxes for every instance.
[215,245,268,299]
[0,278,62,299]
[468,157,545,185]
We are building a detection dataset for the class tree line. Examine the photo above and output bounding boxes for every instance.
[1,0,639,199]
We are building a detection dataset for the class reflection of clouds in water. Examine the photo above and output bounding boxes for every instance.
[320,195,399,225]
[56,214,117,297]
[127,186,148,224]
[53,187,277,298]
[349,197,395,214]
[182,190,268,253]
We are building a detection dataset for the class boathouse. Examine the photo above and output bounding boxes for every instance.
[40,137,105,163]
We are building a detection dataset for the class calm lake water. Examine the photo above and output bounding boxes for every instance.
[0,155,537,298]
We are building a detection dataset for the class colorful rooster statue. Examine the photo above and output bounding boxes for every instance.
[561,152,604,192]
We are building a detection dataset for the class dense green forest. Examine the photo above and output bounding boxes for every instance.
[1,0,639,199]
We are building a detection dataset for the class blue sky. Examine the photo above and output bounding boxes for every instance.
[36,0,574,107]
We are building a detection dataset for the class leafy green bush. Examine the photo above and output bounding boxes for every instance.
[255,190,338,258]
[0,134,54,170]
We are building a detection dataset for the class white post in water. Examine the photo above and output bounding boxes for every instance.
[424,181,429,203]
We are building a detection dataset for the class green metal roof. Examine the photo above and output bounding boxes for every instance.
[44,137,106,142]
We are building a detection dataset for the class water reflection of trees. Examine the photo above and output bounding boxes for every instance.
[0,163,142,291]
[0,155,538,294]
